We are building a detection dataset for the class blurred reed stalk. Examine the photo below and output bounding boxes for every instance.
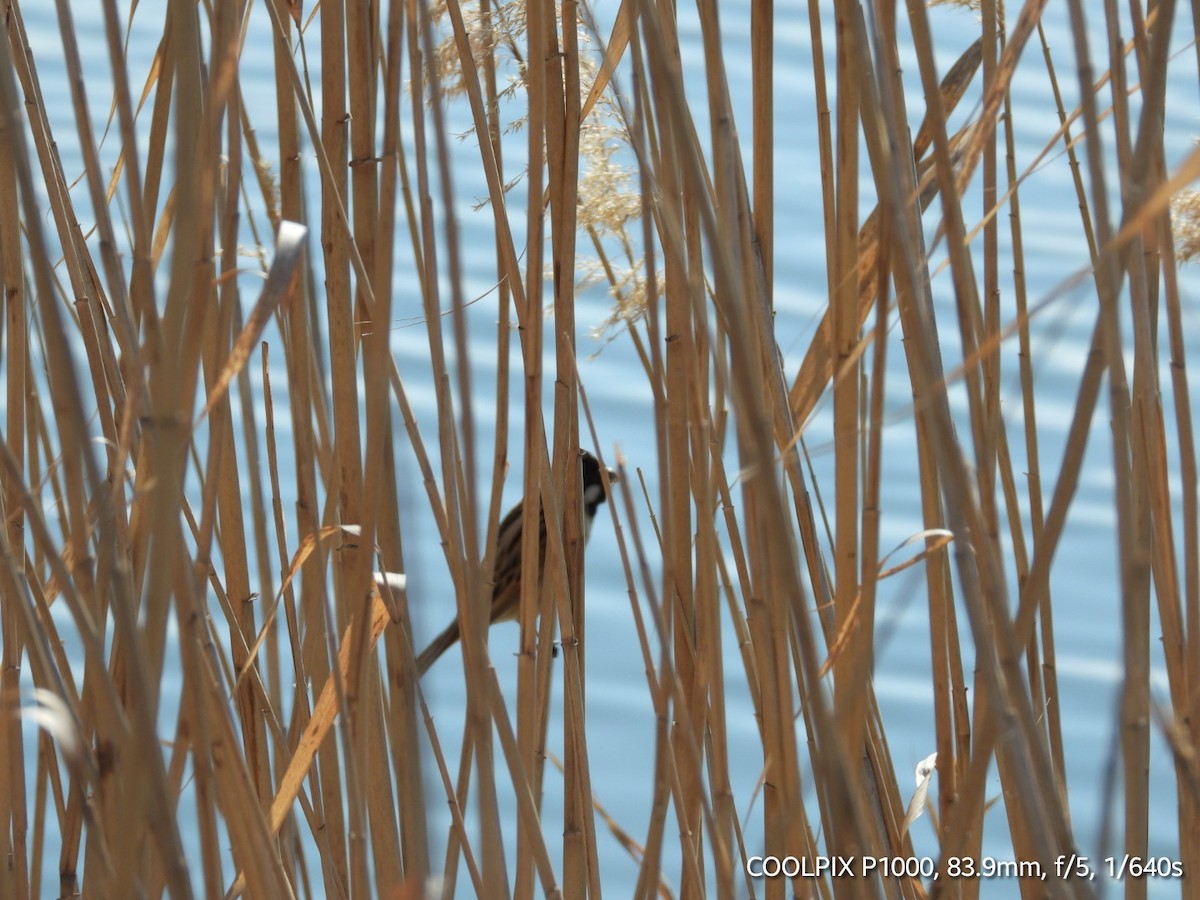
[0,0,1196,897]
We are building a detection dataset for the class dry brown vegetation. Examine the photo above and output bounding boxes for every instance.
[0,0,1197,897]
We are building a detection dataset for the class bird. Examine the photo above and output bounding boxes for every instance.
[415,449,618,674]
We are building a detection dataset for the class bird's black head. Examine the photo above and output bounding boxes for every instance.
[580,450,617,517]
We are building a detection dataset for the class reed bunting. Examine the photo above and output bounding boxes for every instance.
[416,449,617,674]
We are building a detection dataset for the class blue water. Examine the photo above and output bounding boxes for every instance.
[15,1,1200,896]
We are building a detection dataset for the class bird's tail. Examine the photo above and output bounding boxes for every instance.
[416,620,461,675]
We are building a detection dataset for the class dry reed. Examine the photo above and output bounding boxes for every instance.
[0,0,1196,897]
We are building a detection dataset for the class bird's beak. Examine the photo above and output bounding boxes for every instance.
[605,466,619,485]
